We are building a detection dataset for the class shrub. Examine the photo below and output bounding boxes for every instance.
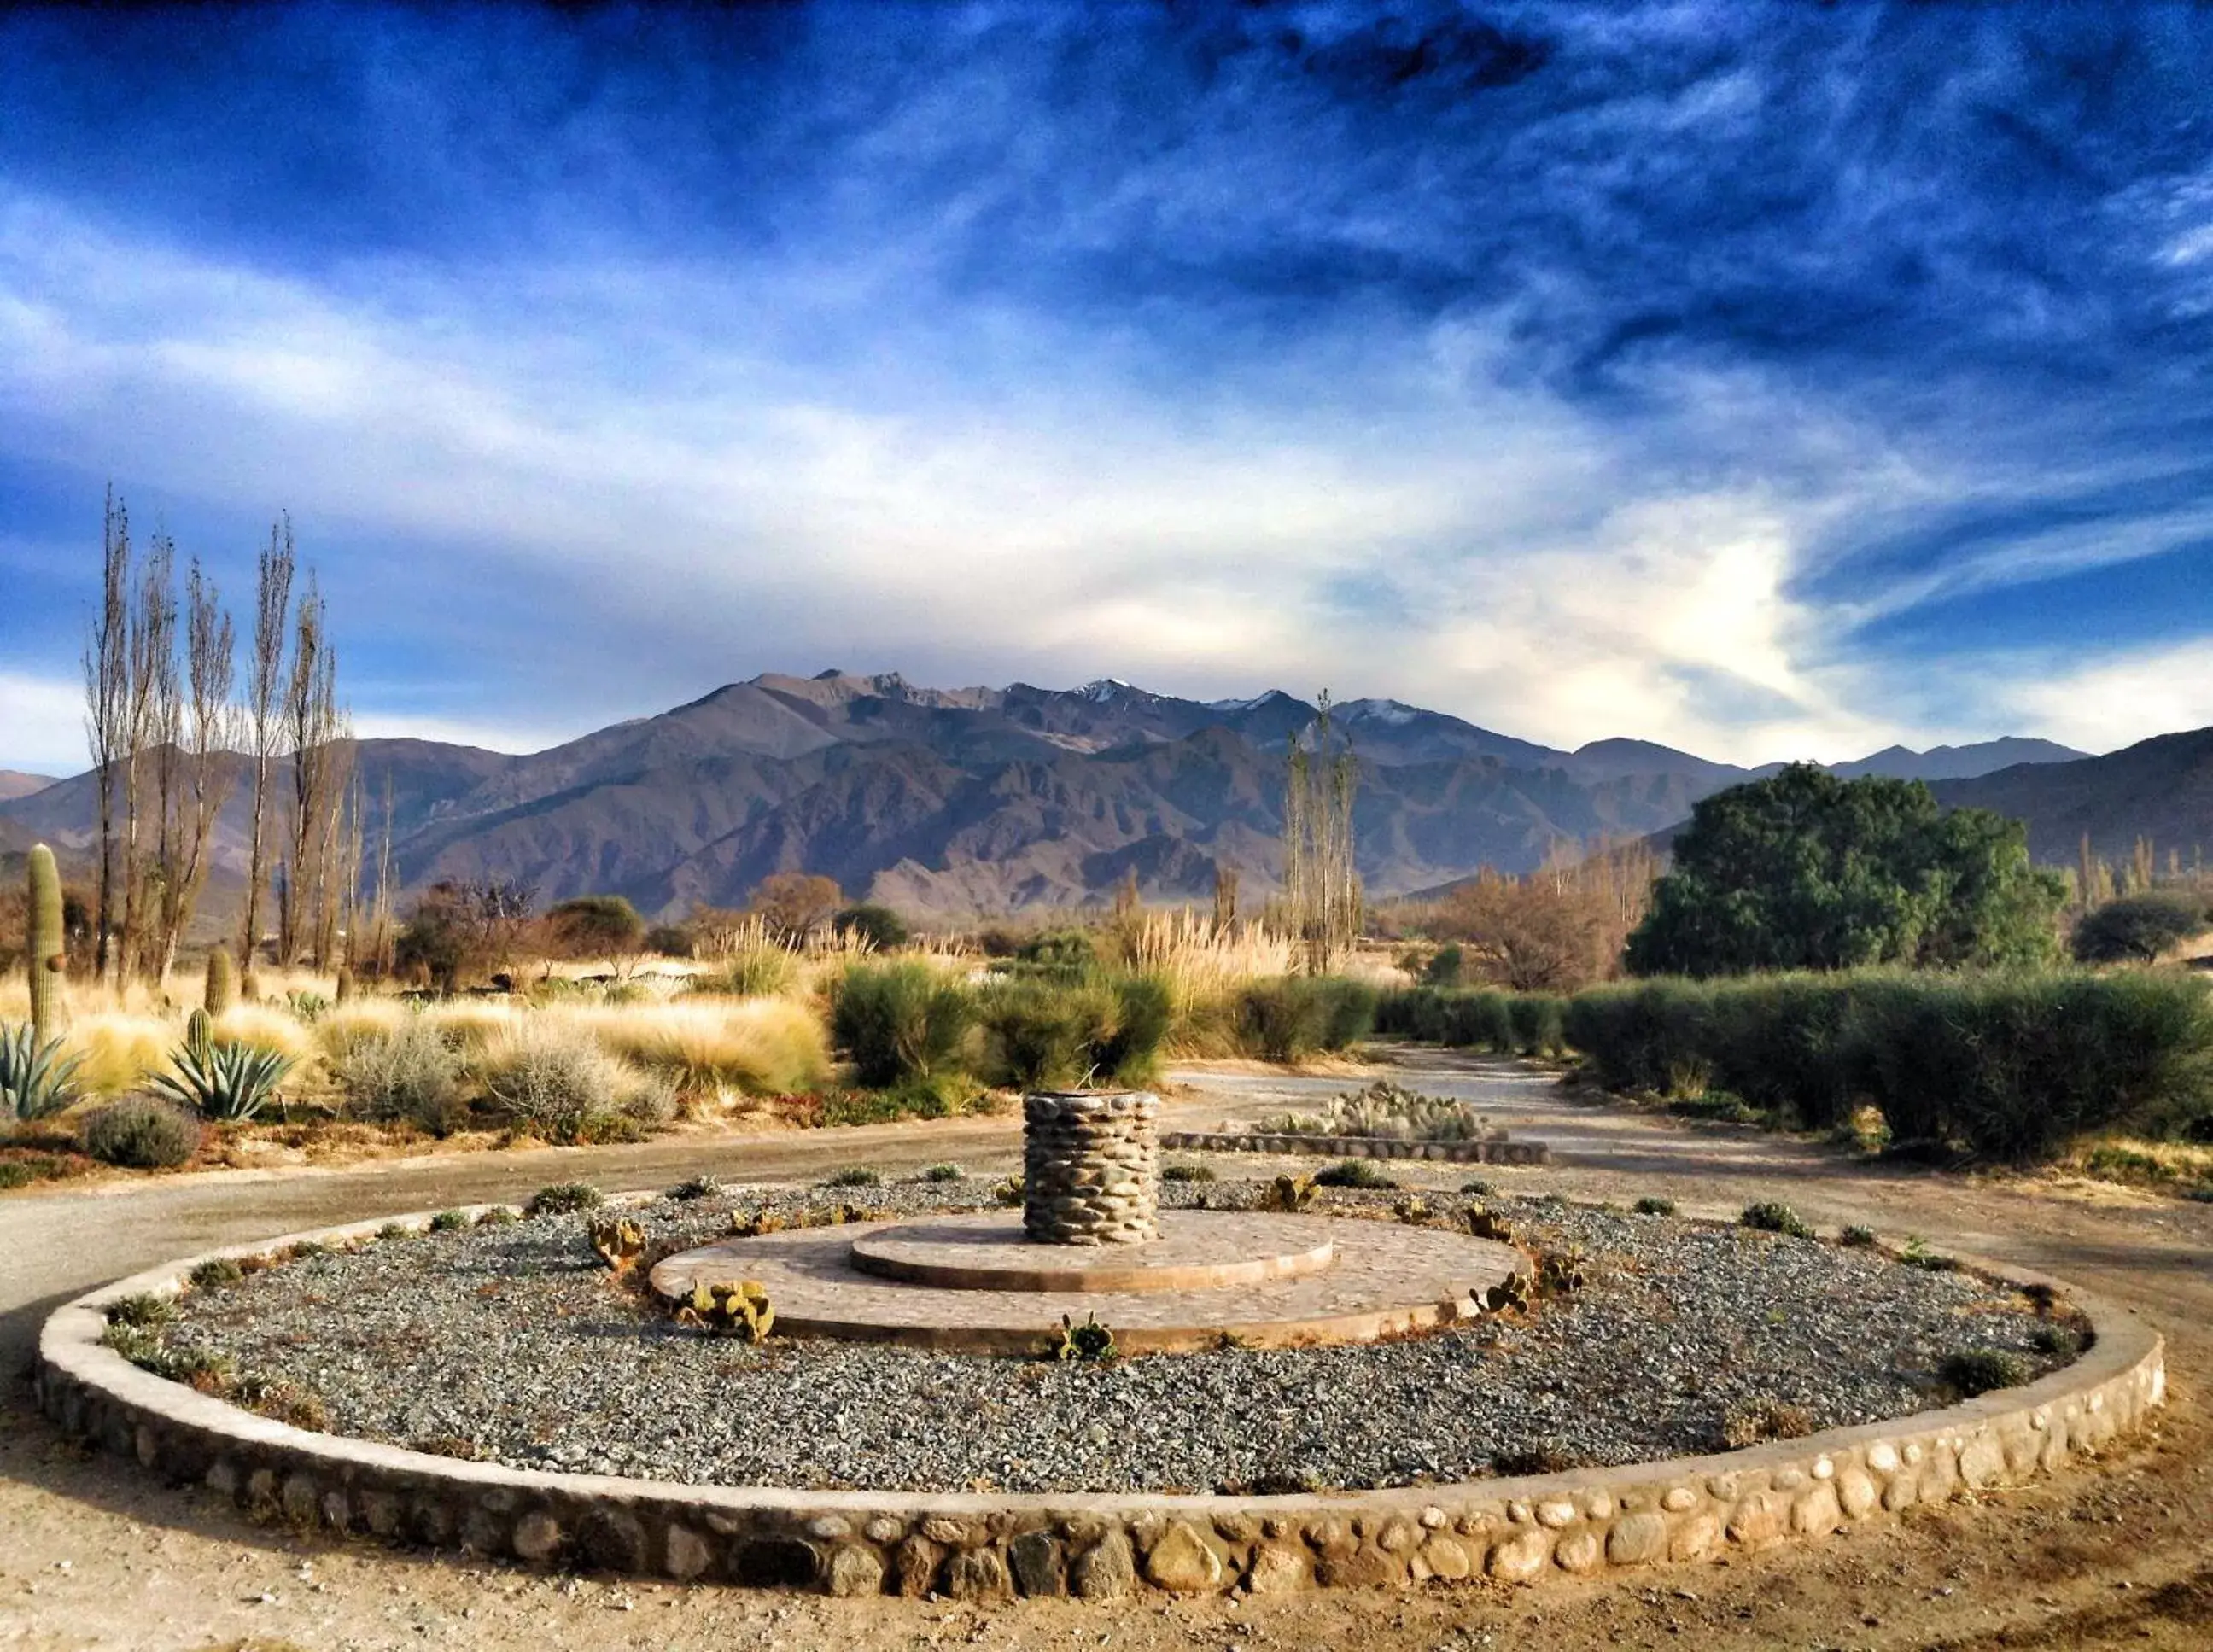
[1719,1398,1816,1449]
[1313,1158,1396,1189]
[833,903,910,949]
[2073,892,2208,964]
[1235,977,1377,1063]
[337,1018,469,1135]
[1939,1348,2032,1398]
[481,1024,667,1143]
[1458,1176,1495,1196]
[581,1000,829,1098]
[0,1024,85,1121]
[921,1162,964,1182]
[104,1292,173,1328]
[148,1040,297,1123]
[428,1210,470,1232]
[526,1181,604,1216]
[820,1071,984,1125]
[189,1258,245,1288]
[477,1205,520,1226]
[81,1096,202,1168]
[831,963,976,1087]
[1839,1224,1878,1247]
[1506,993,1567,1056]
[1632,1195,1676,1216]
[823,1166,883,1188]
[1160,1162,1215,1182]
[1739,1200,1815,1240]
[668,1174,723,1200]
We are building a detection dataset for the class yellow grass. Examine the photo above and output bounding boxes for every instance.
[60,1012,179,1096]
[212,1005,318,1062]
[545,998,829,1095]
[1122,908,1298,1012]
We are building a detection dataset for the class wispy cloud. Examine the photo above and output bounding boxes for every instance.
[2,2,2212,770]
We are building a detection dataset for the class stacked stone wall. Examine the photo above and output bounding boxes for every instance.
[1024,1091,1159,1246]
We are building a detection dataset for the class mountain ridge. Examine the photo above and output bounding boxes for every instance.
[0,670,2100,920]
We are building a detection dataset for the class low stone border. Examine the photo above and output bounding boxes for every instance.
[1163,1130,1550,1165]
[35,1206,2164,1600]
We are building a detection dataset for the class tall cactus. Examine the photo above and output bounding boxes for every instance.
[334,965,353,1006]
[26,844,66,1043]
[204,946,237,1015]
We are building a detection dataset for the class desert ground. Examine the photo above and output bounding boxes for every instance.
[3,1054,2209,1652]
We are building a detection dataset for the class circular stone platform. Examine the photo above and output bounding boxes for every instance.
[849,1211,1336,1293]
[650,1211,1521,1355]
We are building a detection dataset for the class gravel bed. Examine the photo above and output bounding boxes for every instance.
[153,1176,2076,1496]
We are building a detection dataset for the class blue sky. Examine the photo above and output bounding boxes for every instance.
[6,1,2213,772]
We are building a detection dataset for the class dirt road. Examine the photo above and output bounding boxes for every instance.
[3,1055,2209,1651]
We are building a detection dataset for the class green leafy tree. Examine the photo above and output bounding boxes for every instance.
[544,894,647,960]
[1625,764,2064,977]
[2072,891,2208,964]
[832,902,910,949]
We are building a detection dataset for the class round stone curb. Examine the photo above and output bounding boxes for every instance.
[1163,1130,1550,1165]
[35,1203,2166,1600]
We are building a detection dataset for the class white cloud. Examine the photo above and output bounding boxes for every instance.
[1999,639,2213,756]
[0,185,2153,771]
[0,670,85,773]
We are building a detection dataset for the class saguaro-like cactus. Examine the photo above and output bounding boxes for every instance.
[203,946,237,1015]
[26,844,66,1043]
[334,966,353,1006]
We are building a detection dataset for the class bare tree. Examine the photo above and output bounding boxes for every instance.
[81,487,131,983]
[239,518,296,968]
[1280,690,1360,974]
[120,532,177,978]
[150,560,238,976]
[280,574,345,965]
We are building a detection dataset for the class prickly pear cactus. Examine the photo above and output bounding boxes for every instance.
[674,1279,775,1343]
[26,844,66,1043]
[1257,1172,1318,1214]
[1463,1205,1515,1243]
[588,1214,645,1270]
[1536,1248,1589,1297]
[203,946,236,1016]
[1054,1311,1118,1363]
[1394,1195,1432,1225]
[1483,1270,1533,1315]
[729,1205,785,1238]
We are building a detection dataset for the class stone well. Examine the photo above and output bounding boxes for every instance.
[1022,1090,1159,1246]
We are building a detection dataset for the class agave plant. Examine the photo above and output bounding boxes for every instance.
[149,1038,296,1123]
[0,1022,84,1123]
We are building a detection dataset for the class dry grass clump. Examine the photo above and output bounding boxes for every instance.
[478,1021,675,1143]
[562,998,829,1095]
[1122,909,1295,1025]
[211,1005,316,1062]
[59,1012,178,1096]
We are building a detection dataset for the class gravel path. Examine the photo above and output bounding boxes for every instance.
[151,1175,2068,1495]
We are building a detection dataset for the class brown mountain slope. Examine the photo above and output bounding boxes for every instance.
[1931,728,2213,866]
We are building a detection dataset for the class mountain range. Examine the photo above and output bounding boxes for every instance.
[2,669,2180,923]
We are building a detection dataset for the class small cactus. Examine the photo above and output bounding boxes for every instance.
[1463,1206,1515,1243]
[1482,1270,1533,1315]
[239,967,261,1005]
[203,947,236,1015]
[991,1176,1024,1208]
[1257,1172,1318,1214]
[26,844,67,1043]
[730,1205,785,1238]
[184,1007,214,1062]
[1394,1195,1433,1225]
[674,1278,774,1342]
[1536,1248,1589,1297]
[1054,1311,1117,1363]
[588,1214,645,1270]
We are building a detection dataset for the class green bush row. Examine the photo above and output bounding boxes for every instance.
[829,965,1381,1091]
[1394,970,2213,1162]
[1375,986,1568,1056]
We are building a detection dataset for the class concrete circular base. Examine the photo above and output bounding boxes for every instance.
[848,1211,1336,1293]
[35,1201,2168,1600]
[650,1211,1521,1355]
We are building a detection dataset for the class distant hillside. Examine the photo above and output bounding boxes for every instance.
[0,770,55,803]
[0,671,2095,920]
[1832,737,2088,782]
[1932,730,2213,866]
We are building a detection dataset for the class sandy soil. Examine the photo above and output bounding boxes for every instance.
[2,1054,2209,1651]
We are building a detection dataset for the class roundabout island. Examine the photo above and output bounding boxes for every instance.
[32,1086,2169,1599]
